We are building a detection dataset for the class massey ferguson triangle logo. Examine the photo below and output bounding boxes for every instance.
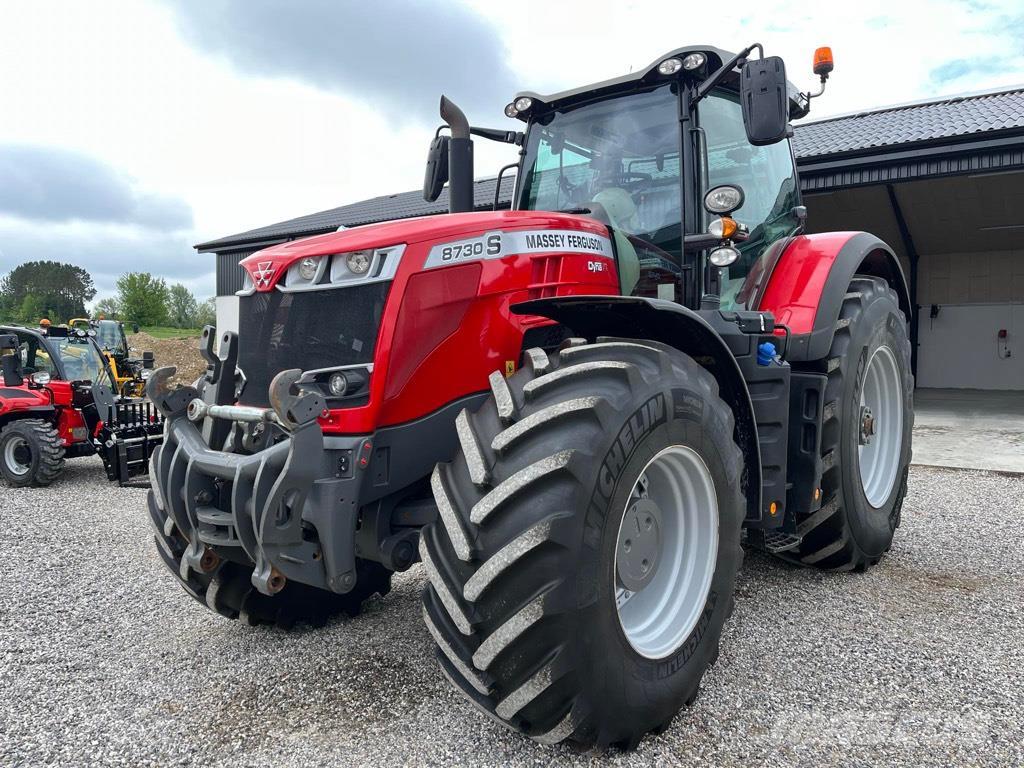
[252,261,275,288]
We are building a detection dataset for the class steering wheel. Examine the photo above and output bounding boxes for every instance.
[616,171,653,192]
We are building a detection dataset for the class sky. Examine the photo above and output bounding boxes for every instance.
[1,0,1022,302]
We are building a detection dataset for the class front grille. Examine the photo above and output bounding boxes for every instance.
[237,284,390,406]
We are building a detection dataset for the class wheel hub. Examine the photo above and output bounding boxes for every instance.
[4,436,32,476]
[860,405,875,445]
[614,445,719,660]
[857,345,904,508]
[616,498,662,592]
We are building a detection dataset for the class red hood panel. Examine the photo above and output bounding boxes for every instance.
[240,211,609,292]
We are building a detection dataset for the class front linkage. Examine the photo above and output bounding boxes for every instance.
[146,328,365,599]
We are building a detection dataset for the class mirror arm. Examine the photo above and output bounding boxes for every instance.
[691,42,762,106]
[470,126,525,146]
[804,72,830,101]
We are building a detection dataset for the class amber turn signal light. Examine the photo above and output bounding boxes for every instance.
[708,216,738,240]
[813,46,834,76]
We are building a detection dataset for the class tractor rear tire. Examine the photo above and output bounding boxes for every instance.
[0,418,65,487]
[419,339,745,749]
[791,275,913,570]
[147,490,392,628]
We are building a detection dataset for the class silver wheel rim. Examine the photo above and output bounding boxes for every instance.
[858,345,903,508]
[614,445,719,659]
[3,436,32,477]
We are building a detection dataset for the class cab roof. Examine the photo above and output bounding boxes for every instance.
[512,44,808,119]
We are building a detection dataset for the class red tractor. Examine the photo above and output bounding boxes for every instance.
[0,325,162,486]
[146,44,912,749]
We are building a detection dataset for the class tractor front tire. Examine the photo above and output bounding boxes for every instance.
[420,339,745,749]
[0,418,65,487]
[792,275,913,570]
[147,490,392,628]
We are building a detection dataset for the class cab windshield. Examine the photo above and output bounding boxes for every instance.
[517,85,682,264]
[52,335,108,383]
[95,320,128,356]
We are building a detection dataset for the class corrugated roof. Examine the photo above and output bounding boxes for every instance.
[198,86,1024,253]
[197,176,514,251]
[792,87,1024,158]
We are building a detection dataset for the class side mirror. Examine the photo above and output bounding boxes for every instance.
[423,134,450,202]
[739,56,790,146]
[142,350,155,369]
[132,323,140,334]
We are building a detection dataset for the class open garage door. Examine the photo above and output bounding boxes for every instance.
[802,171,1024,391]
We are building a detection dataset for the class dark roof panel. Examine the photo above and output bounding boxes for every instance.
[792,87,1024,158]
[199,86,1024,253]
[197,176,514,251]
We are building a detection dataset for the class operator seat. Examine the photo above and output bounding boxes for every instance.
[590,188,641,296]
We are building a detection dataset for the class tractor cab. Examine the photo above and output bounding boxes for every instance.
[428,44,831,311]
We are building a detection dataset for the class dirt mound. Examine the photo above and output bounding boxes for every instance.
[130,332,206,384]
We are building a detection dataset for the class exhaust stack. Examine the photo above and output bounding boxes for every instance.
[440,96,474,213]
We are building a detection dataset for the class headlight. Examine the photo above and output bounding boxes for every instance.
[704,185,745,215]
[709,246,740,267]
[328,372,348,397]
[30,371,50,385]
[346,251,371,274]
[514,96,533,112]
[658,57,683,75]
[140,369,154,380]
[326,244,405,286]
[298,257,321,281]
[682,52,706,71]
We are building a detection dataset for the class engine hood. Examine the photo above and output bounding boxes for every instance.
[239,210,610,292]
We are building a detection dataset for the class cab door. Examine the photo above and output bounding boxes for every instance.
[697,89,801,309]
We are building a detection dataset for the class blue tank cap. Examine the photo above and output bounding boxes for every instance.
[757,341,777,366]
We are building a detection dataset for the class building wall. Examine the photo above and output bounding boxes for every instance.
[916,248,1023,389]
[216,250,253,297]
[215,296,240,337]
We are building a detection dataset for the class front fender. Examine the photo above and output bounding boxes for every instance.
[512,295,761,525]
[756,231,911,361]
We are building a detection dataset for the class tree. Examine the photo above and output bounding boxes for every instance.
[93,297,121,320]
[167,283,199,328]
[196,297,216,328]
[0,260,96,322]
[116,272,169,327]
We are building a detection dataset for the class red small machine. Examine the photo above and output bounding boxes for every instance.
[0,325,161,486]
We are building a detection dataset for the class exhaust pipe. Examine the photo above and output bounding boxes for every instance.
[440,95,474,213]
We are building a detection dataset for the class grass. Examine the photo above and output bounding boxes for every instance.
[136,326,204,339]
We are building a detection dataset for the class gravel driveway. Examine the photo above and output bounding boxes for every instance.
[2,460,1021,767]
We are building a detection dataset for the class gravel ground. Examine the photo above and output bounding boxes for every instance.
[2,461,1022,767]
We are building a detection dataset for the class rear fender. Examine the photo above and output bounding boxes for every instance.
[757,231,911,361]
[512,295,761,524]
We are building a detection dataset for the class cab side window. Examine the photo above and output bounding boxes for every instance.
[17,334,56,375]
[699,90,800,308]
